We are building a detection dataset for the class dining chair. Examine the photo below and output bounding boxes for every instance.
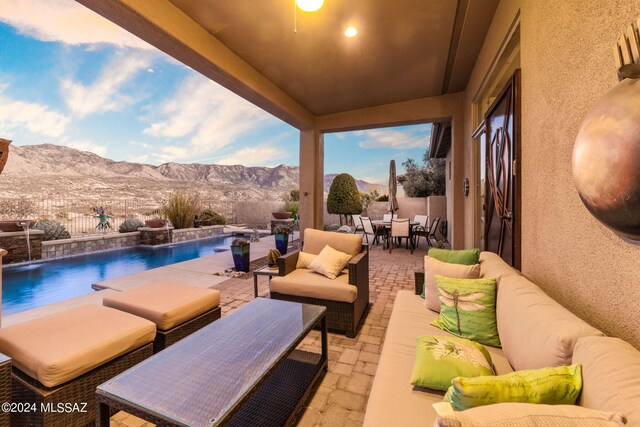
[382,213,398,222]
[389,219,412,253]
[414,216,441,248]
[351,214,364,234]
[413,215,429,231]
[360,217,386,246]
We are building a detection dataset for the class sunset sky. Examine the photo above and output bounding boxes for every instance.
[0,0,430,185]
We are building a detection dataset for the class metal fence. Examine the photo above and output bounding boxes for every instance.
[0,199,237,236]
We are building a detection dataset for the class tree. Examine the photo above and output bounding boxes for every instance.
[327,173,362,225]
[402,150,446,197]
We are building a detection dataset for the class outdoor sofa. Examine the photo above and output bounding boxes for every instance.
[364,251,640,426]
[270,228,369,338]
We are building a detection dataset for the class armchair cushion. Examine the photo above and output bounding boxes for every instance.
[270,268,357,303]
[308,245,353,279]
[303,228,363,256]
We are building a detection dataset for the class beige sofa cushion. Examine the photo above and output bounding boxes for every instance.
[497,275,604,371]
[270,268,357,303]
[424,256,480,312]
[0,305,156,387]
[479,251,521,281]
[433,402,627,426]
[303,228,363,256]
[573,336,640,425]
[103,282,221,331]
[363,291,513,427]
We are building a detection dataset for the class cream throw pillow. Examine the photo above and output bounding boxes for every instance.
[296,251,317,269]
[308,245,352,279]
[424,256,481,312]
[433,402,627,427]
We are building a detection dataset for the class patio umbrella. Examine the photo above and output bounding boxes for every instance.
[388,160,399,214]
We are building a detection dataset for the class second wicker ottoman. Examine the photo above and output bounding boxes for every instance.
[103,282,221,353]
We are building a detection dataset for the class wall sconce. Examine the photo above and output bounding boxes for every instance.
[463,178,470,198]
[303,191,309,197]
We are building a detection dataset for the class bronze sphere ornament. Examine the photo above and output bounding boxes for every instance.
[572,77,640,240]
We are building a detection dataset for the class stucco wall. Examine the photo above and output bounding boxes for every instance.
[518,0,640,347]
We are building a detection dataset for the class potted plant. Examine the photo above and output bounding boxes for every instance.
[273,224,293,255]
[230,237,250,272]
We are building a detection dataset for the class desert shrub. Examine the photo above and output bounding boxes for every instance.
[327,173,362,225]
[119,218,144,233]
[34,220,71,241]
[0,199,37,220]
[200,208,226,226]
[161,190,202,229]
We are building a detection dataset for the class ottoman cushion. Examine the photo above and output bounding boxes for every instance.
[103,282,221,331]
[0,305,156,387]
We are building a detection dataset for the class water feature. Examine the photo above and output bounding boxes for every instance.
[2,234,235,315]
[19,221,32,265]
[165,220,173,245]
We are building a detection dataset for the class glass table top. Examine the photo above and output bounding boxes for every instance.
[97,298,325,426]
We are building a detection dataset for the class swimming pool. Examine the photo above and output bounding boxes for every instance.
[2,235,235,316]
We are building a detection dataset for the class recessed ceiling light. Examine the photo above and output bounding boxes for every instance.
[344,26,358,38]
[296,0,324,12]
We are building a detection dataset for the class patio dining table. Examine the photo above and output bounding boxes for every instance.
[370,220,421,250]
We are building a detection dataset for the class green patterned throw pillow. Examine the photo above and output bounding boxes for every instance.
[410,335,495,391]
[428,248,480,266]
[443,364,583,410]
[431,275,500,347]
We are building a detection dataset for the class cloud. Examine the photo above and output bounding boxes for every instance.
[216,145,286,167]
[0,90,70,138]
[358,128,430,150]
[61,52,153,117]
[129,140,154,150]
[58,138,107,157]
[143,75,277,161]
[0,0,153,49]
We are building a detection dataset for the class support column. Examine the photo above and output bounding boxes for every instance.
[450,113,466,248]
[299,128,324,237]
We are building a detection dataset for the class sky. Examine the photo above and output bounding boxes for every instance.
[0,0,430,185]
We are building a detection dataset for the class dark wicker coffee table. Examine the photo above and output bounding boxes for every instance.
[96,298,327,426]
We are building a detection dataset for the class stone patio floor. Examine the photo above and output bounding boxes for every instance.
[112,243,428,427]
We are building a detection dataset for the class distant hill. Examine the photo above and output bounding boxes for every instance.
[0,144,384,201]
[324,174,386,194]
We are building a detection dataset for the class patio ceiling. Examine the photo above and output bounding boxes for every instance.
[78,0,498,128]
[169,0,499,116]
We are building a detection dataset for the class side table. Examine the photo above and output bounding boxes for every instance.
[253,265,280,298]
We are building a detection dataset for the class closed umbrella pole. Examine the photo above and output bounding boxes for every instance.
[388,160,399,214]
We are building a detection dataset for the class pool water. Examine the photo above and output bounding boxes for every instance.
[2,235,235,316]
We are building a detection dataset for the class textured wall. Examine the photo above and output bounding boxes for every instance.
[520,0,640,347]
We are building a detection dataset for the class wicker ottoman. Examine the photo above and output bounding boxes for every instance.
[0,353,10,427]
[103,282,221,353]
[0,305,156,427]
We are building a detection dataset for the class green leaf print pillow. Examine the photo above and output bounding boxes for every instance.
[431,275,501,347]
[410,335,495,391]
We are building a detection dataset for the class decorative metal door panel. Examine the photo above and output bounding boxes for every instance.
[484,71,520,267]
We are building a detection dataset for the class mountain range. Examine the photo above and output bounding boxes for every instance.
[0,144,385,203]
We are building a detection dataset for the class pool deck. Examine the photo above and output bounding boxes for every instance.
[2,232,299,327]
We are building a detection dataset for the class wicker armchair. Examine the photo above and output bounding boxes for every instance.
[270,229,369,338]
